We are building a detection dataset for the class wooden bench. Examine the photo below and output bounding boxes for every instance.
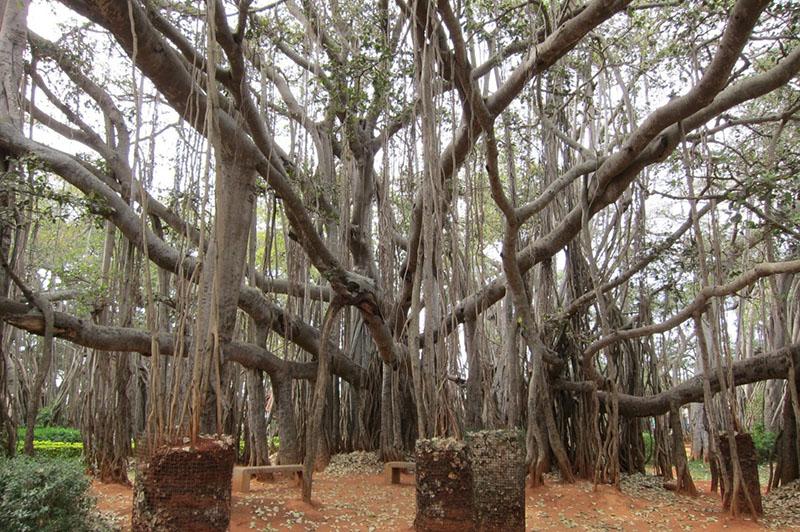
[232,464,303,493]
[384,461,415,484]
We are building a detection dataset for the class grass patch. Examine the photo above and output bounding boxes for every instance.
[687,459,771,485]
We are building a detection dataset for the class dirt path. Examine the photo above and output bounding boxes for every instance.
[92,472,793,531]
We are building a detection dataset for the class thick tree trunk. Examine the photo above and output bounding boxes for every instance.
[245,369,271,468]
[669,403,698,496]
[0,0,29,458]
[690,403,707,461]
[777,369,800,485]
[271,372,299,464]
[302,302,339,502]
[464,318,483,431]
[190,152,255,437]
[379,362,403,461]
[504,298,520,428]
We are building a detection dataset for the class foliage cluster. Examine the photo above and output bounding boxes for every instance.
[0,456,108,531]
[17,426,82,443]
[751,423,777,464]
[239,436,280,454]
[34,405,57,427]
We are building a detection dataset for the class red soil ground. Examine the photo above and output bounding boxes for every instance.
[92,472,789,531]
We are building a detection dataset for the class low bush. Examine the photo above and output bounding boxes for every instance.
[751,423,777,463]
[18,441,84,459]
[0,456,109,531]
[35,406,56,427]
[17,426,82,443]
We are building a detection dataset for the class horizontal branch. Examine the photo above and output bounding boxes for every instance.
[0,298,367,387]
[254,278,333,302]
[556,342,800,417]
[584,259,800,358]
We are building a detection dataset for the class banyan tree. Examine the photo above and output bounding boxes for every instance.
[0,0,799,515]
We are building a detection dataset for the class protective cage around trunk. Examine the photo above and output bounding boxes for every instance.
[466,429,526,530]
[415,430,526,531]
[718,432,763,516]
[415,438,475,531]
[132,435,236,532]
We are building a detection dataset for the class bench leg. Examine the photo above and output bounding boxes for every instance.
[232,469,251,493]
[294,470,303,487]
[391,468,401,484]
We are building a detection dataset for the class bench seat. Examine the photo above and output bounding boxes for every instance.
[384,461,416,484]
[232,464,303,493]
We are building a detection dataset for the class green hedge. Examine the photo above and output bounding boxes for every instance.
[0,456,108,531]
[15,441,83,460]
[17,426,82,443]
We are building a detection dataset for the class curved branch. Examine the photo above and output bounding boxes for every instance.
[0,297,367,387]
[557,343,800,418]
[584,259,800,358]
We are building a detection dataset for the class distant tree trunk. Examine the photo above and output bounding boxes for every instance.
[653,414,674,480]
[19,290,53,456]
[690,404,707,461]
[463,317,483,431]
[303,302,340,502]
[271,371,299,464]
[669,403,698,496]
[763,380,783,433]
[82,234,133,483]
[245,369,271,468]
[82,350,132,484]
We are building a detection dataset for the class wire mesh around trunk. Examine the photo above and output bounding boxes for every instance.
[132,435,235,531]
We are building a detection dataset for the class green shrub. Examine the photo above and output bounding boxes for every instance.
[642,432,654,464]
[35,406,55,427]
[0,456,108,531]
[238,435,280,454]
[17,426,82,443]
[751,423,777,463]
[23,441,84,459]
[43,441,80,459]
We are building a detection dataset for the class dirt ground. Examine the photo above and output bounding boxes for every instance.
[92,471,794,531]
